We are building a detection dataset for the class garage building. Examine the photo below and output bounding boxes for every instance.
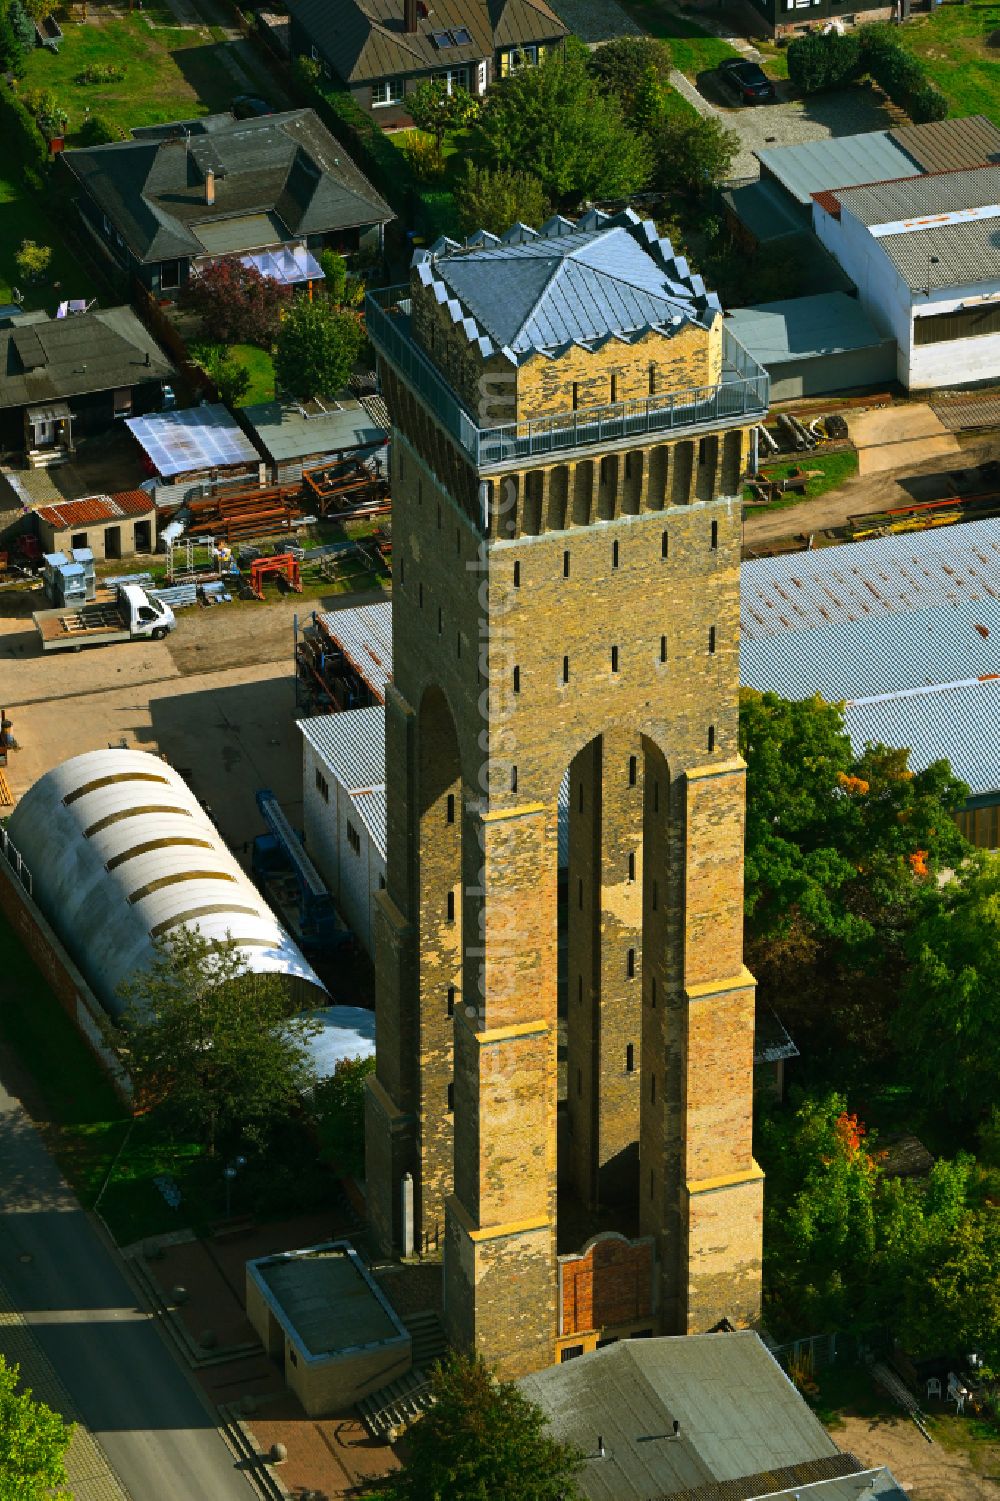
[8,749,328,1017]
[725,293,896,401]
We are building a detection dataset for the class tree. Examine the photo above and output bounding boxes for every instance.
[180,259,286,348]
[0,1357,73,1501]
[374,1352,583,1501]
[474,42,652,205]
[0,2,30,76]
[274,298,362,401]
[896,855,1000,1124]
[14,240,51,283]
[6,0,33,53]
[406,78,479,146]
[310,1055,374,1178]
[453,160,549,237]
[109,927,320,1156]
[587,35,671,119]
[740,690,969,1062]
[649,111,738,197]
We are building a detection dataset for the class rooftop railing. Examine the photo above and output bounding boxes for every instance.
[365,285,769,470]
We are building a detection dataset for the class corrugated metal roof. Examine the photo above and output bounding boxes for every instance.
[844,678,1000,797]
[314,601,393,698]
[741,597,1000,702]
[7,750,326,1017]
[35,490,155,529]
[350,783,386,859]
[126,405,261,478]
[740,519,1000,637]
[244,398,388,463]
[725,294,888,366]
[518,1332,840,1501]
[834,164,1000,226]
[889,116,1000,177]
[757,131,919,207]
[299,706,384,791]
[877,217,1000,292]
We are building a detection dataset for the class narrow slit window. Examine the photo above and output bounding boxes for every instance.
[652,879,658,911]
[578,782,584,813]
[711,519,718,550]
[438,606,443,635]
[649,363,656,396]
[447,890,456,922]
[577,1067,583,1096]
[563,549,570,578]
[513,666,520,694]
[610,373,618,404]
[611,645,619,673]
[572,382,579,411]
[419,582,424,608]
[447,986,455,1016]
[437,503,442,530]
[612,539,619,570]
[511,764,518,793]
[629,755,637,786]
[628,852,636,882]
[651,1073,656,1103]
[653,781,659,813]
[446,793,455,824]
[626,1042,635,1072]
[578,877,584,910]
[660,635,667,664]
[447,1082,454,1112]
[708,725,716,753]
[563,655,569,683]
[661,530,669,559]
[709,625,716,654]
[578,975,583,1004]
[651,976,657,1009]
[627,948,635,978]
[400,555,405,585]
[513,561,521,588]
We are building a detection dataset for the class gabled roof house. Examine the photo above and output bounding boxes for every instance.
[286,0,568,123]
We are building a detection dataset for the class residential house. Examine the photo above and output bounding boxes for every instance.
[60,109,393,298]
[285,0,568,125]
[0,305,174,463]
[812,165,1000,389]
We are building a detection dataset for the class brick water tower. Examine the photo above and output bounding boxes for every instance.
[364,210,769,1377]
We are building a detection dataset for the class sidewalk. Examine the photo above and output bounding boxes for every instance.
[0,1276,131,1501]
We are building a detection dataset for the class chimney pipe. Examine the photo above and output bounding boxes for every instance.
[205,167,215,206]
[404,0,417,31]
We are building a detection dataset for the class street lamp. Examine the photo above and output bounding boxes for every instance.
[223,1154,247,1219]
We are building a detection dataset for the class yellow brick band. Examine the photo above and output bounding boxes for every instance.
[685,756,747,782]
[687,1161,765,1196]
[449,1196,550,1243]
[479,801,548,822]
[685,966,756,1002]
[460,1016,551,1045]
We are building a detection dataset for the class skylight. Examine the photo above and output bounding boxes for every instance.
[432,26,472,46]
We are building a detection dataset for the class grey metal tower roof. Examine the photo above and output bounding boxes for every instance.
[414,208,721,362]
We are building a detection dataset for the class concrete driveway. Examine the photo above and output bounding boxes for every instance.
[0,1075,256,1501]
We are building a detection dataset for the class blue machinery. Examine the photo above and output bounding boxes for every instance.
[253,788,347,954]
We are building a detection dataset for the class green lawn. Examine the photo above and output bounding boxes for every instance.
[229,343,276,406]
[617,1,739,73]
[744,448,859,510]
[897,2,1000,123]
[19,1,236,144]
[0,174,98,309]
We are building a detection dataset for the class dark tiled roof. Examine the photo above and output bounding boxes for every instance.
[0,306,174,411]
[286,0,566,85]
[890,115,1000,176]
[61,109,392,265]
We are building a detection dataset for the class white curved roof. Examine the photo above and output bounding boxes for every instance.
[9,749,327,1016]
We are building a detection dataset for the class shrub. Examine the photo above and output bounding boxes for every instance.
[75,61,126,84]
[22,87,68,137]
[417,188,458,242]
[407,78,479,144]
[398,130,445,182]
[908,80,948,123]
[787,29,860,92]
[14,238,52,282]
[318,248,348,303]
[79,113,127,145]
[789,23,949,125]
[453,161,549,237]
[588,35,672,118]
[293,53,321,88]
[0,82,49,179]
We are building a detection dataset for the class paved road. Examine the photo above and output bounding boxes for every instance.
[0,1076,255,1501]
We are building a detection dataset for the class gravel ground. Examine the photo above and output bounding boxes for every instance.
[671,69,899,181]
[548,0,643,42]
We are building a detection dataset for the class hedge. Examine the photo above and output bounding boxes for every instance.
[309,79,420,217]
[786,24,948,123]
[0,82,50,189]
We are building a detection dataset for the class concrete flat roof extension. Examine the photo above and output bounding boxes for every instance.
[248,1241,407,1361]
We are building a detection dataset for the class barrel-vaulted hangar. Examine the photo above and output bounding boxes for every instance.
[8,749,327,1017]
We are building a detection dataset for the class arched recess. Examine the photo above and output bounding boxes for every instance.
[416,682,463,1251]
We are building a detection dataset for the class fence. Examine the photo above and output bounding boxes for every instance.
[0,825,31,898]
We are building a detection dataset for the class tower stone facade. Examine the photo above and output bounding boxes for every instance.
[365,210,768,1377]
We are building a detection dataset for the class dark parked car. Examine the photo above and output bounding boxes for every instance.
[717,58,776,105]
[231,95,273,119]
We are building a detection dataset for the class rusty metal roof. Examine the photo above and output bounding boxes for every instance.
[889,115,1000,176]
[36,490,155,530]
